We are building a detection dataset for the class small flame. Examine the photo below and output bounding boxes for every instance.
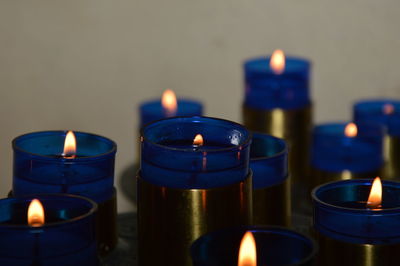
[383,103,394,115]
[270,49,285,75]
[367,177,382,209]
[238,231,257,266]
[193,134,204,146]
[161,89,178,116]
[344,123,358,138]
[63,131,76,158]
[28,199,45,227]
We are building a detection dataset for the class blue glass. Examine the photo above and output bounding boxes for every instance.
[313,179,400,244]
[354,99,400,136]
[139,99,203,127]
[250,133,288,189]
[191,226,317,266]
[141,116,251,189]
[243,56,311,110]
[0,194,98,266]
[13,131,117,203]
[311,122,384,173]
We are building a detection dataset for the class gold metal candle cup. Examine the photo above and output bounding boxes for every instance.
[315,231,400,266]
[384,135,400,180]
[253,178,291,226]
[243,104,312,186]
[137,172,253,266]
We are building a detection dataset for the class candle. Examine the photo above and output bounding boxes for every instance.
[138,116,252,266]
[242,50,312,190]
[0,195,98,266]
[12,130,117,255]
[310,122,385,187]
[191,226,317,266]
[353,99,400,179]
[250,133,290,226]
[313,178,400,266]
[139,89,203,127]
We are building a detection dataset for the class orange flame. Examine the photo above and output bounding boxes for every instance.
[28,199,45,227]
[344,123,358,138]
[383,103,394,115]
[270,49,285,75]
[161,89,177,116]
[63,131,76,158]
[238,231,257,266]
[193,134,204,146]
[367,177,382,209]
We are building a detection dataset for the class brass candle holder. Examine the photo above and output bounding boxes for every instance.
[383,135,400,179]
[137,173,252,266]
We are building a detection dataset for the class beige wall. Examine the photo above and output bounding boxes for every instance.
[1,0,400,212]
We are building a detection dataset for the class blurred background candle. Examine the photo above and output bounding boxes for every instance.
[12,130,117,255]
[310,122,385,189]
[353,99,400,180]
[242,50,312,200]
[138,116,252,266]
[191,226,317,266]
[313,178,400,266]
[250,133,290,226]
[0,195,98,266]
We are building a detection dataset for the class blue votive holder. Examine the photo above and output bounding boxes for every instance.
[243,56,311,110]
[12,130,117,254]
[310,122,385,187]
[313,179,400,266]
[250,133,290,226]
[0,194,98,266]
[191,226,317,266]
[138,116,253,266]
[354,99,400,180]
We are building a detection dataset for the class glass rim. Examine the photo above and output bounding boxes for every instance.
[141,116,252,153]
[0,194,98,229]
[139,98,203,108]
[250,132,287,162]
[12,130,117,160]
[312,179,400,213]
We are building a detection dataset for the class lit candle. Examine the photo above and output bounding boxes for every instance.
[242,50,312,189]
[353,99,400,180]
[138,116,252,266]
[0,195,98,266]
[313,178,400,266]
[12,130,117,254]
[191,226,317,265]
[310,122,385,187]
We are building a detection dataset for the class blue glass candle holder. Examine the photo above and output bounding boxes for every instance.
[0,194,98,266]
[243,56,311,110]
[141,116,251,188]
[191,226,317,266]
[310,122,384,186]
[139,99,203,127]
[312,179,400,265]
[250,133,290,226]
[13,131,117,203]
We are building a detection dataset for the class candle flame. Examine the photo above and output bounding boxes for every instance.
[161,89,177,116]
[28,199,45,227]
[270,49,285,75]
[193,134,204,146]
[344,123,358,138]
[238,231,257,266]
[367,177,382,209]
[63,131,76,158]
[383,103,394,115]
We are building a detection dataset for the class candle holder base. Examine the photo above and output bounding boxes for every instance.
[97,188,118,256]
[137,172,253,266]
[315,231,400,266]
[243,104,312,187]
[253,178,291,227]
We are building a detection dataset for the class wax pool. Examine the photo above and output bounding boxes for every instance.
[12,131,117,203]
[140,116,251,189]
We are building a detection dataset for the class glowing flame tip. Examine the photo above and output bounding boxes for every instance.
[63,131,76,158]
[345,123,358,138]
[270,49,285,75]
[28,199,45,227]
[238,231,257,266]
[161,89,177,116]
[383,103,394,115]
[367,177,382,209]
[193,134,204,146]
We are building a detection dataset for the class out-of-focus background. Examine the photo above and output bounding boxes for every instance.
[1,0,399,212]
